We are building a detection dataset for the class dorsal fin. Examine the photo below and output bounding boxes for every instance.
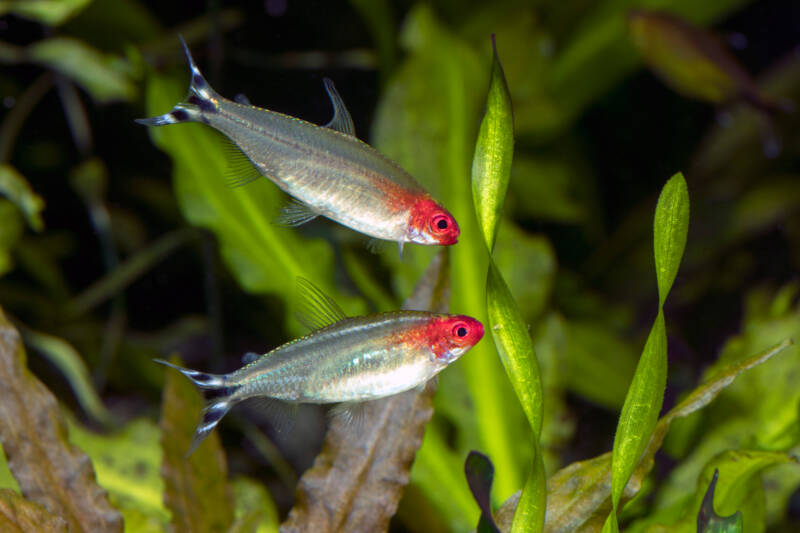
[295,277,347,331]
[322,78,356,137]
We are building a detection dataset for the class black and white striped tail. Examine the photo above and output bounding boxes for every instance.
[135,35,218,128]
[154,358,237,456]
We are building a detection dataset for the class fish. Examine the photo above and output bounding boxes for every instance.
[627,10,793,157]
[137,37,460,251]
[156,278,483,454]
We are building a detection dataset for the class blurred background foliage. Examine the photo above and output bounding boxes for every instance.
[0,0,799,531]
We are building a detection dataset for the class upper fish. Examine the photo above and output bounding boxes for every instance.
[156,278,483,454]
[137,37,460,250]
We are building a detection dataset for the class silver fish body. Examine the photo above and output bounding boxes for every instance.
[137,38,460,247]
[156,307,483,454]
[230,312,447,403]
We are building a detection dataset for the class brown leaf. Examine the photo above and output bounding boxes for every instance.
[0,489,68,532]
[0,308,122,532]
[159,354,235,533]
[281,250,451,533]
[493,339,793,532]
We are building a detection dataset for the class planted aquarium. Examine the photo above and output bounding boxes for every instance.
[0,1,798,532]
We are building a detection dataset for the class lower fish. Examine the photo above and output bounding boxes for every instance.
[157,279,483,454]
[137,37,460,252]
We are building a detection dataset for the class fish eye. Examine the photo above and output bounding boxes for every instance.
[452,323,469,338]
[432,214,449,232]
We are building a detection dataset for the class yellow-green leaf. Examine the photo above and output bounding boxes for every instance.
[28,37,136,103]
[0,165,44,232]
[0,0,92,25]
[472,36,514,251]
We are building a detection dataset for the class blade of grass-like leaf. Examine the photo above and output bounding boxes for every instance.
[472,34,546,533]
[494,339,793,532]
[28,38,136,103]
[0,307,122,532]
[143,74,363,332]
[0,0,91,26]
[159,355,235,533]
[0,165,44,231]
[472,35,514,251]
[605,173,689,531]
[282,251,450,533]
[67,228,196,316]
[21,327,112,426]
[374,5,526,500]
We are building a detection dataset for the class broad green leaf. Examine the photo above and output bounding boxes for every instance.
[28,37,136,103]
[376,5,527,502]
[22,328,112,425]
[0,307,122,532]
[607,173,689,529]
[159,355,234,533]
[0,489,67,532]
[143,74,363,333]
[697,470,743,533]
[0,165,44,231]
[471,36,514,251]
[653,173,690,306]
[68,418,169,530]
[494,339,792,532]
[0,0,91,25]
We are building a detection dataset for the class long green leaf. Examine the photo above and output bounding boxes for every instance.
[605,173,689,531]
[374,5,526,504]
[493,339,792,532]
[472,36,514,251]
[21,328,112,426]
[28,38,136,103]
[0,165,44,232]
[472,36,545,533]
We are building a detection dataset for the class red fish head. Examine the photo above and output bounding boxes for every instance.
[428,315,484,363]
[407,197,460,245]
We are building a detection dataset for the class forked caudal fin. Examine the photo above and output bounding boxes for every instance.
[135,35,219,127]
[154,358,238,456]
